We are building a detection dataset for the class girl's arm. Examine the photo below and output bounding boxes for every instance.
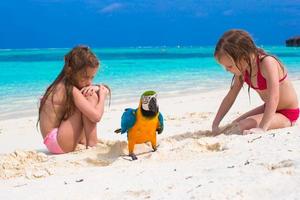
[259,57,280,130]
[72,85,108,123]
[212,76,243,133]
[233,104,265,123]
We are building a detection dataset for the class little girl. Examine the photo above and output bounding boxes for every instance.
[38,46,110,153]
[212,29,299,135]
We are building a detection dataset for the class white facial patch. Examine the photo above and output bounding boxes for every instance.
[142,94,157,111]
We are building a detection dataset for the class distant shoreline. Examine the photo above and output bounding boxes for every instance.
[2,79,300,121]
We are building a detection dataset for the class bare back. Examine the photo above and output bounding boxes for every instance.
[39,81,67,138]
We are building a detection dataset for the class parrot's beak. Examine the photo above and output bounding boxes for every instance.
[148,97,159,113]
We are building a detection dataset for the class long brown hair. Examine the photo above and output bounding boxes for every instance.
[214,29,285,99]
[38,46,99,125]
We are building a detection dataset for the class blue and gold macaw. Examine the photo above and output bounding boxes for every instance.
[115,91,164,160]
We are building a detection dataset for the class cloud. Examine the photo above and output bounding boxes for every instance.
[99,3,123,14]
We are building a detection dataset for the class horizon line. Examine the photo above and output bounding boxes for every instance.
[0,44,291,51]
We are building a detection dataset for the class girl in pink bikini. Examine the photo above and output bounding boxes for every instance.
[38,46,110,154]
[212,29,299,135]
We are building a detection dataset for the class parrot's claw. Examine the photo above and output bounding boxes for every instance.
[129,153,138,160]
[114,128,121,134]
[152,147,157,152]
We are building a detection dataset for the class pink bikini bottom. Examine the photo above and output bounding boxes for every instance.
[44,128,64,154]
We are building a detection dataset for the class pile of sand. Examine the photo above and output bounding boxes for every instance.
[0,150,53,179]
[0,132,228,180]
[0,140,129,180]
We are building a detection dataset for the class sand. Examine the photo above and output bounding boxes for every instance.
[0,81,300,200]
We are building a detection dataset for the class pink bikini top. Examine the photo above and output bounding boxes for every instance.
[244,55,287,90]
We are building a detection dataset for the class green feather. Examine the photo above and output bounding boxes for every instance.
[141,90,156,97]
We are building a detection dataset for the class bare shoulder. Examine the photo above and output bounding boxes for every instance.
[260,55,285,77]
[55,81,66,94]
[260,56,280,69]
[47,81,66,105]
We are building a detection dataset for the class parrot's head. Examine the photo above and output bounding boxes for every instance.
[140,90,159,117]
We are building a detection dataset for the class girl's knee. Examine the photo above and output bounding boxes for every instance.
[238,118,259,131]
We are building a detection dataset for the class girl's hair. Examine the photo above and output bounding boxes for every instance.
[38,45,99,125]
[214,29,285,98]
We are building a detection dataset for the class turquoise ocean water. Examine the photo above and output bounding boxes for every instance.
[0,46,300,119]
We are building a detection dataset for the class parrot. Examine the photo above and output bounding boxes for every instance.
[114,91,164,160]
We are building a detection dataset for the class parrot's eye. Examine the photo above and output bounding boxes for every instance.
[142,96,150,104]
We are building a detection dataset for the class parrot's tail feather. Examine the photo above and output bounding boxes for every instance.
[114,128,122,134]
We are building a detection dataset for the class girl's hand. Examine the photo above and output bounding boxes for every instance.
[211,125,221,136]
[243,128,265,135]
[98,84,109,97]
[81,85,100,97]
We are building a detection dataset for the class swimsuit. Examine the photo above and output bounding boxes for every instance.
[44,128,65,154]
[244,55,287,90]
[244,55,299,124]
[276,108,299,124]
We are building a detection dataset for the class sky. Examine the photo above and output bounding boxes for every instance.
[0,0,299,48]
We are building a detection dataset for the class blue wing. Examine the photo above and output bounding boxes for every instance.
[157,112,164,134]
[120,108,137,134]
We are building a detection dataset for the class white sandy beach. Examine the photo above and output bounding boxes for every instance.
[0,81,300,200]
